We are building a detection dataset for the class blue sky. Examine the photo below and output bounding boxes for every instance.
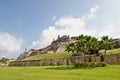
[0,0,120,58]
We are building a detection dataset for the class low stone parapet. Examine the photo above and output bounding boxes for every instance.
[9,54,120,66]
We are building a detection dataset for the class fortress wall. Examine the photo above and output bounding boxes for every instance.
[17,35,120,60]
[9,54,120,66]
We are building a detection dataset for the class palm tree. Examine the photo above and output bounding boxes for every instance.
[90,37,100,55]
[66,42,75,53]
[84,35,92,54]
[66,34,114,63]
[76,34,87,55]
[100,36,114,55]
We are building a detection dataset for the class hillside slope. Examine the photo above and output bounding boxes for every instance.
[17,35,120,60]
[23,48,120,61]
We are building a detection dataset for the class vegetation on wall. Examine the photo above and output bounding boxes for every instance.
[75,62,107,67]
[23,48,120,61]
[66,34,114,56]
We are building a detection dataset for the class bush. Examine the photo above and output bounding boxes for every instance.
[0,57,9,64]
[95,62,107,67]
[52,63,58,66]
[72,53,83,56]
[75,62,107,67]
[75,62,85,67]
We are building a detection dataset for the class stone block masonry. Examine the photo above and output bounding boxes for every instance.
[9,54,120,66]
[17,35,120,60]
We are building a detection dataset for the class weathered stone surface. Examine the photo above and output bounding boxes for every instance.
[17,35,71,60]
[113,38,120,48]
[17,35,120,60]
[9,54,120,66]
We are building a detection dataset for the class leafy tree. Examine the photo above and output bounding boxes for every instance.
[83,35,100,61]
[66,42,75,53]
[100,36,114,55]
[0,57,9,64]
[76,35,99,55]
[66,34,114,57]
[76,34,87,55]
[90,37,100,55]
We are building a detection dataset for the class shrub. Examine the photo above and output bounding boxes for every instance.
[88,62,96,67]
[95,62,107,67]
[0,57,9,64]
[75,62,107,67]
[75,62,85,67]
[72,53,83,56]
[52,63,58,66]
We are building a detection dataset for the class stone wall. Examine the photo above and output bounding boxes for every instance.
[9,54,120,66]
[17,35,120,60]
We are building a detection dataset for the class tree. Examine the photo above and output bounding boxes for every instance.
[66,42,75,53]
[66,35,114,57]
[0,57,9,64]
[66,35,99,56]
[76,35,99,55]
[100,36,114,55]
[66,34,88,56]
[76,34,87,55]
[90,37,100,55]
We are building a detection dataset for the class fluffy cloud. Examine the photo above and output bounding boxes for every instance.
[82,4,99,21]
[31,5,98,49]
[98,24,120,39]
[0,32,24,57]
[98,25,114,37]
[31,4,120,49]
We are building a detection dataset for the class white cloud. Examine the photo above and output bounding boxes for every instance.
[82,4,99,21]
[31,4,120,49]
[96,24,120,39]
[98,24,114,38]
[0,32,24,57]
[31,5,98,49]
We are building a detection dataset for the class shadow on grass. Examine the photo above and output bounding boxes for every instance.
[45,66,94,70]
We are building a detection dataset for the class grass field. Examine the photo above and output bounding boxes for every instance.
[106,48,120,55]
[0,65,120,80]
[24,52,72,60]
[24,48,120,60]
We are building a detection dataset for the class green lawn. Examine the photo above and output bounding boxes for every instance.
[24,52,72,60]
[0,65,120,80]
[106,48,120,55]
[24,48,120,61]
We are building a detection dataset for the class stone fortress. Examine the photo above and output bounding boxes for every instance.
[17,35,120,60]
[17,35,77,60]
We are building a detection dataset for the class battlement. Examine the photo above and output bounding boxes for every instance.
[17,35,120,60]
[51,35,70,44]
[51,35,78,44]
